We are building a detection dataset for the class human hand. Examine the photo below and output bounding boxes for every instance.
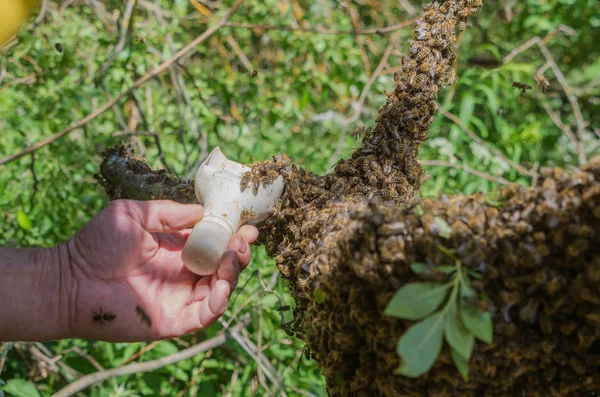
[65,200,257,342]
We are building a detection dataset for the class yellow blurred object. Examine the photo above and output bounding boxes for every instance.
[0,0,39,47]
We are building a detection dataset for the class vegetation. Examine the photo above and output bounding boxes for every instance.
[1,0,598,395]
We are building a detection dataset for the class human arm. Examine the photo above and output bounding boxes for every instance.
[0,200,257,342]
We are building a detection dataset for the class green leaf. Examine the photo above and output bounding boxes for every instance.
[450,349,469,382]
[395,312,445,377]
[444,301,474,360]
[438,265,456,274]
[460,301,493,344]
[409,263,430,274]
[16,210,32,231]
[384,282,450,320]
[460,276,476,298]
[467,270,483,279]
[313,288,326,304]
[433,217,452,238]
[3,379,41,397]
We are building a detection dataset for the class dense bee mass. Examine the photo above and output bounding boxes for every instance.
[95,0,600,395]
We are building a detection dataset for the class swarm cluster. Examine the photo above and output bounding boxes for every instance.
[291,159,600,396]
[255,0,484,286]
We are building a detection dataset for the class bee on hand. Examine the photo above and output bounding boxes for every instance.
[135,305,152,327]
[92,307,116,325]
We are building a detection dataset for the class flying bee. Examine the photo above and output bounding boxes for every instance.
[92,307,116,325]
[535,74,550,93]
[55,43,63,53]
[459,18,467,32]
[135,36,146,45]
[513,81,532,95]
[351,126,368,141]
[251,69,258,78]
[135,305,152,327]
[393,72,401,86]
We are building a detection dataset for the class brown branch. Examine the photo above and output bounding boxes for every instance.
[420,160,512,185]
[51,317,250,397]
[97,0,137,81]
[0,0,245,167]
[436,104,538,180]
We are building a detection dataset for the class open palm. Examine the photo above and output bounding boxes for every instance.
[65,200,256,342]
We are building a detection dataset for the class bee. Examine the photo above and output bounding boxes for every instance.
[135,305,152,327]
[240,208,257,222]
[446,68,457,85]
[135,36,146,45]
[441,1,457,13]
[55,43,63,53]
[424,115,435,130]
[92,307,116,325]
[263,169,280,185]
[441,19,455,38]
[535,74,550,93]
[402,56,417,71]
[467,0,483,6]
[416,47,431,61]
[240,172,252,190]
[251,69,258,78]
[459,18,467,32]
[513,81,532,95]
[393,72,401,87]
[413,73,429,89]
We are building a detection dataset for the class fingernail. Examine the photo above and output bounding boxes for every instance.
[233,235,247,254]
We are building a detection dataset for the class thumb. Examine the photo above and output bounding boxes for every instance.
[121,200,204,233]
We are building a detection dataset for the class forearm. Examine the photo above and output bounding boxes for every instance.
[0,245,73,341]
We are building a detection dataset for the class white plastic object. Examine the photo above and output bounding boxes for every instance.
[181,147,284,276]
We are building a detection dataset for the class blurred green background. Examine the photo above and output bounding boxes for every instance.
[0,0,598,395]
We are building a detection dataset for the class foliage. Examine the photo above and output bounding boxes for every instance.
[385,257,492,380]
[0,0,598,395]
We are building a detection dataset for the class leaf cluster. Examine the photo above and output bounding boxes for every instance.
[385,260,493,380]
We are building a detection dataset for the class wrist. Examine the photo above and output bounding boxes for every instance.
[0,244,74,341]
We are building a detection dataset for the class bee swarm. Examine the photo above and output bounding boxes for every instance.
[95,0,600,395]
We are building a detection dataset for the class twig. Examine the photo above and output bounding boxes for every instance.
[225,36,253,71]
[65,347,105,371]
[222,19,417,36]
[540,102,578,145]
[420,160,512,185]
[328,33,400,168]
[51,317,250,397]
[347,6,371,77]
[436,104,538,180]
[502,26,586,164]
[29,153,38,211]
[0,0,245,166]
[121,341,160,365]
[97,0,137,81]
[230,328,287,397]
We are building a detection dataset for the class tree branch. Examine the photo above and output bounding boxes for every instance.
[51,317,250,397]
[0,0,245,167]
